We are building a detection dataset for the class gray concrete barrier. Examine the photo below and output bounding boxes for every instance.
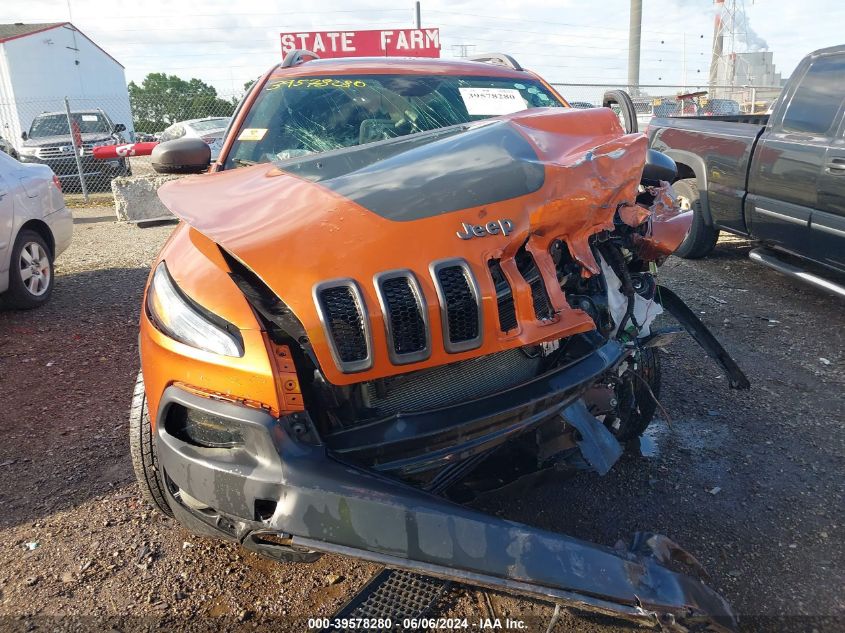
[111,174,184,224]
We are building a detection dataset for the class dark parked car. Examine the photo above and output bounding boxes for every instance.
[18,109,130,190]
[700,98,741,116]
[649,45,845,297]
[0,134,19,160]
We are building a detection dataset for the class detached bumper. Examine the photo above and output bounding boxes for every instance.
[155,340,736,630]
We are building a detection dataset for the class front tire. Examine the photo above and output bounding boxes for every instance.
[3,229,54,309]
[129,371,173,517]
[673,178,719,259]
[607,346,661,441]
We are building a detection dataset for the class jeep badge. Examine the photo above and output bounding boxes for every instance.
[456,219,514,240]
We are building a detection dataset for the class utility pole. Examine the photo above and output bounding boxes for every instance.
[627,0,642,95]
[415,1,421,29]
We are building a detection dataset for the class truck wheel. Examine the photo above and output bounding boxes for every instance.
[3,230,54,310]
[129,371,173,517]
[607,347,661,442]
[673,178,719,259]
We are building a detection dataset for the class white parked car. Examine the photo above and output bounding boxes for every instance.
[158,117,231,160]
[0,150,72,309]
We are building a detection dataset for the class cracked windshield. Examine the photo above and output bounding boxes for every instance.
[225,74,563,168]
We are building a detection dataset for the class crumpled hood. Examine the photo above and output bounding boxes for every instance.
[158,107,650,385]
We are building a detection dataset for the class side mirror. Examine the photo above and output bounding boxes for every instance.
[641,149,678,186]
[21,131,28,141]
[602,90,638,134]
[114,123,126,133]
[151,138,211,174]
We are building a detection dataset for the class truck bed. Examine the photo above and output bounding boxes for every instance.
[662,113,770,126]
[648,116,767,233]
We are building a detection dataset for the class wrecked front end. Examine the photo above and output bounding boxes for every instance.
[145,107,746,631]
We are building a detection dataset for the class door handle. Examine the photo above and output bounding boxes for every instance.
[827,158,845,173]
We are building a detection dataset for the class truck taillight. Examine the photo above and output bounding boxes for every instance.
[52,175,62,191]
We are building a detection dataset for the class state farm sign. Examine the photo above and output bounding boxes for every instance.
[280,29,440,59]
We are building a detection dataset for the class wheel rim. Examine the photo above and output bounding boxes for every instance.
[19,242,51,297]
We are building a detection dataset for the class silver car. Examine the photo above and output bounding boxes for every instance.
[0,150,72,309]
[158,117,231,160]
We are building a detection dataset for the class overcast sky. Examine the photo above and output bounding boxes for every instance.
[4,0,843,96]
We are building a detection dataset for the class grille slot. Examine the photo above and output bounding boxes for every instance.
[430,259,482,353]
[375,271,430,365]
[515,249,554,321]
[314,280,372,373]
[36,143,94,158]
[487,259,518,333]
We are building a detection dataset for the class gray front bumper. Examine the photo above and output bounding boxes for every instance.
[155,342,736,631]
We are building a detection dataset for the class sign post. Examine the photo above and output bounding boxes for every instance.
[64,96,89,202]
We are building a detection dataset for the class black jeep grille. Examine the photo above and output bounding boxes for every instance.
[487,259,518,332]
[381,277,427,355]
[515,249,554,321]
[318,286,368,363]
[436,265,479,343]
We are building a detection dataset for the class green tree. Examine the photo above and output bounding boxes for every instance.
[128,73,236,134]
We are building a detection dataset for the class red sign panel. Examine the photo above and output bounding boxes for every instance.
[280,29,441,59]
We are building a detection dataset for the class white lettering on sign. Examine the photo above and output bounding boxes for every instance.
[459,88,527,116]
[281,28,440,58]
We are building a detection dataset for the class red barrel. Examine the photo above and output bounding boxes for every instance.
[92,142,158,159]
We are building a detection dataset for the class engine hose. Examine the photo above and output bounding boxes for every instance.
[598,242,638,335]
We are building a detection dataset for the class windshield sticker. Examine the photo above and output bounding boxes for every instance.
[459,87,527,116]
[513,83,526,90]
[266,78,367,91]
[538,94,550,101]
[81,115,98,121]
[238,128,267,141]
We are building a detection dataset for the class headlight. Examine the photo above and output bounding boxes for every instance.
[85,139,112,155]
[19,147,38,156]
[146,262,243,357]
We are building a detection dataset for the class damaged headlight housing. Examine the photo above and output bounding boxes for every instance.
[146,262,243,357]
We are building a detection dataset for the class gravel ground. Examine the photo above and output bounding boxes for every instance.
[0,207,842,632]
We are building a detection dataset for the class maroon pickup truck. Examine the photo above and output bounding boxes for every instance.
[648,45,845,297]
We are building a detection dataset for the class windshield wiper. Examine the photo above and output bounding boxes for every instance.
[232,158,258,167]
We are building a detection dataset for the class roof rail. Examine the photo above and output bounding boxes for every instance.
[467,53,523,72]
[281,49,320,68]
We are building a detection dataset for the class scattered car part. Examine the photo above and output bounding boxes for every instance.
[656,286,751,389]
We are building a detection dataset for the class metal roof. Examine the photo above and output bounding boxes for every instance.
[0,22,67,43]
[0,22,123,68]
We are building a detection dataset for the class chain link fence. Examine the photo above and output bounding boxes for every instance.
[0,82,781,200]
[0,91,240,194]
[551,83,782,128]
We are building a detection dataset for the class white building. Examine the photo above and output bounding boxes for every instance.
[0,22,134,148]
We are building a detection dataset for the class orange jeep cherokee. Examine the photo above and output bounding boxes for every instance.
[131,52,746,629]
